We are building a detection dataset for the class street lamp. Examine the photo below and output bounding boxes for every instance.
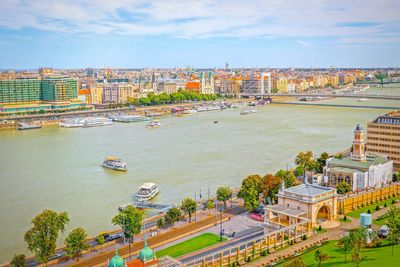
[219,206,223,241]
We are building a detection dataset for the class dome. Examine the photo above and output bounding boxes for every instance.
[139,240,155,263]
[355,124,364,131]
[109,249,125,267]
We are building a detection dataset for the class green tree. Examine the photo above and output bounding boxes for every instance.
[181,198,197,223]
[337,181,351,194]
[96,234,105,251]
[206,199,215,214]
[314,249,329,267]
[275,169,297,188]
[315,152,329,173]
[216,187,233,210]
[165,207,181,225]
[295,151,315,172]
[10,254,27,267]
[65,227,89,262]
[238,174,262,211]
[386,205,400,255]
[112,205,144,259]
[284,257,306,267]
[338,234,352,262]
[24,210,69,265]
[157,218,164,229]
[349,227,367,267]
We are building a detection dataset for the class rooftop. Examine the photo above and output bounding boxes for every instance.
[283,183,334,197]
[328,154,390,171]
[372,111,400,125]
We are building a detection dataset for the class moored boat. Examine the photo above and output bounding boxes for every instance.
[101,157,127,171]
[182,109,197,114]
[18,122,42,130]
[59,118,85,128]
[136,183,159,202]
[240,109,257,115]
[83,117,113,127]
[146,120,161,128]
[113,115,150,123]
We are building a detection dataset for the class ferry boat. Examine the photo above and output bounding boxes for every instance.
[83,117,113,127]
[101,157,127,171]
[240,109,257,115]
[113,115,150,123]
[59,118,85,128]
[18,122,42,130]
[146,120,161,128]
[136,183,159,202]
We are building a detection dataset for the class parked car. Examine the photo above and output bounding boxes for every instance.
[380,225,389,238]
[106,232,124,242]
[48,253,63,261]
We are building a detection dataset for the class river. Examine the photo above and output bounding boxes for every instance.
[0,88,399,262]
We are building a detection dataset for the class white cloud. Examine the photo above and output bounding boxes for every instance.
[0,0,399,44]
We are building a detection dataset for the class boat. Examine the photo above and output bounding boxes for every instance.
[113,115,150,123]
[358,98,368,102]
[59,118,85,128]
[182,109,197,114]
[18,122,42,130]
[172,107,185,113]
[136,183,159,202]
[196,106,221,112]
[146,120,161,128]
[240,109,257,115]
[214,121,219,124]
[82,117,113,127]
[101,157,127,171]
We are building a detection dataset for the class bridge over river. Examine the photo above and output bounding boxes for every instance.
[240,92,400,100]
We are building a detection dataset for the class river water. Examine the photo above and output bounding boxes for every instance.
[0,88,399,262]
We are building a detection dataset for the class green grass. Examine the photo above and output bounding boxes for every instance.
[156,233,227,258]
[313,227,327,233]
[346,198,397,218]
[339,217,352,223]
[374,212,390,226]
[278,240,400,266]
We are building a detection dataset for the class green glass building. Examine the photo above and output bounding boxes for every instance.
[0,77,78,104]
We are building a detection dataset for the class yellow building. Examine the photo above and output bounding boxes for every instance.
[88,86,103,105]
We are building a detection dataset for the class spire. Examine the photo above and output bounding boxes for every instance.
[144,230,148,247]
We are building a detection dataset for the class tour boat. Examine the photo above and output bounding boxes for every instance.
[113,115,150,123]
[240,109,257,115]
[101,157,127,171]
[18,122,42,130]
[83,117,113,127]
[146,120,161,128]
[59,118,85,128]
[136,183,159,202]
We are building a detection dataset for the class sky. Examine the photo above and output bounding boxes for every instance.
[0,0,399,69]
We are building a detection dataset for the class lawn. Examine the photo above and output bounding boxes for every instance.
[279,240,400,266]
[156,233,227,258]
[346,198,397,218]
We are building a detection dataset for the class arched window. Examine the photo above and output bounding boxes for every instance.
[338,175,344,183]
[345,176,351,184]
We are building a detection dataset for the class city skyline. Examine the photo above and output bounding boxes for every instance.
[0,0,400,68]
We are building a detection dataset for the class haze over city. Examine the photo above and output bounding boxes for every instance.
[1,0,400,68]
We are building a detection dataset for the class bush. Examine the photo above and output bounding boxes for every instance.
[260,250,268,257]
[302,234,308,240]
[344,215,347,221]
[392,199,395,205]
[384,203,387,207]
[246,256,252,262]
[318,225,322,231]
[367,209,371,214]
[375,205,380,211]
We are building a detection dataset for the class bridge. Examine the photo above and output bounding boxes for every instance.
[240,92,400,100]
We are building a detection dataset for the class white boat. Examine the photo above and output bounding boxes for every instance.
[182,109,197,114]
[136,183,159,202]
[196,106,221,112]
[113,115,151,123]
[146,120,161,128]
[358,98,368,102]
[59,118,85,128]
[240,109,257,115]
[83,117,113,127]
[18,122,42,130]
[101,157,127,171]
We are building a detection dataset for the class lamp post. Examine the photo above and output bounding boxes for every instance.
[220,206,223,241]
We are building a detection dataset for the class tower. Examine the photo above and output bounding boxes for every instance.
[352,124,366,162]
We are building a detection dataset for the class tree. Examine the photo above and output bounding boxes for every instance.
[295,151,315,172]
[96,234,105,251]
[386,205,400,255]
[24,210,69,265]
[10,254,27,267]
[275,169,297,188]
[65,227,89,262]
[181,198,197,223]
[157,218,164,229]
[338,234,352,262]
[216,187,233,210]
[337,181,351,194]
[112,205,144,260]
[262,174,282,204]
[238,175,262,211]
[315,152,329,173]
[315,249,329,267]
[206,199,215,215]
[165,207,181,225]
[349,227,368,267]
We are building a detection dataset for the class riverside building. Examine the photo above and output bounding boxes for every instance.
[324,124,393,191]
[367,111,400,171]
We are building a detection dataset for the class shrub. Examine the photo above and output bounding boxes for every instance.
[344,215,347,221]
[318,225,322,231]
[302,234,308,240]
[246,256,252,262]
[392,199,395,205]
[384,203,387,207]
[375,205,380,211]
[260,250,268,257]
[367,209,371,214]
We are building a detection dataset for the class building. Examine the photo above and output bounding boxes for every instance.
[324,124,393,191]
[88,86,103,105]
[157,81,178,94]
[200,71,214,94]
[103,83,139,104]
[241,75,269,95]
[185,81,200,94]
[41,78,78,101]
[367,111,400,171]
[264,182,337,228]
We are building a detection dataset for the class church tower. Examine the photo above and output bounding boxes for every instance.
[351,124,366,162]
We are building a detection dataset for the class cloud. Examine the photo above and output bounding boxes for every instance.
[0,0,399,44]
[297,40,313,47]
